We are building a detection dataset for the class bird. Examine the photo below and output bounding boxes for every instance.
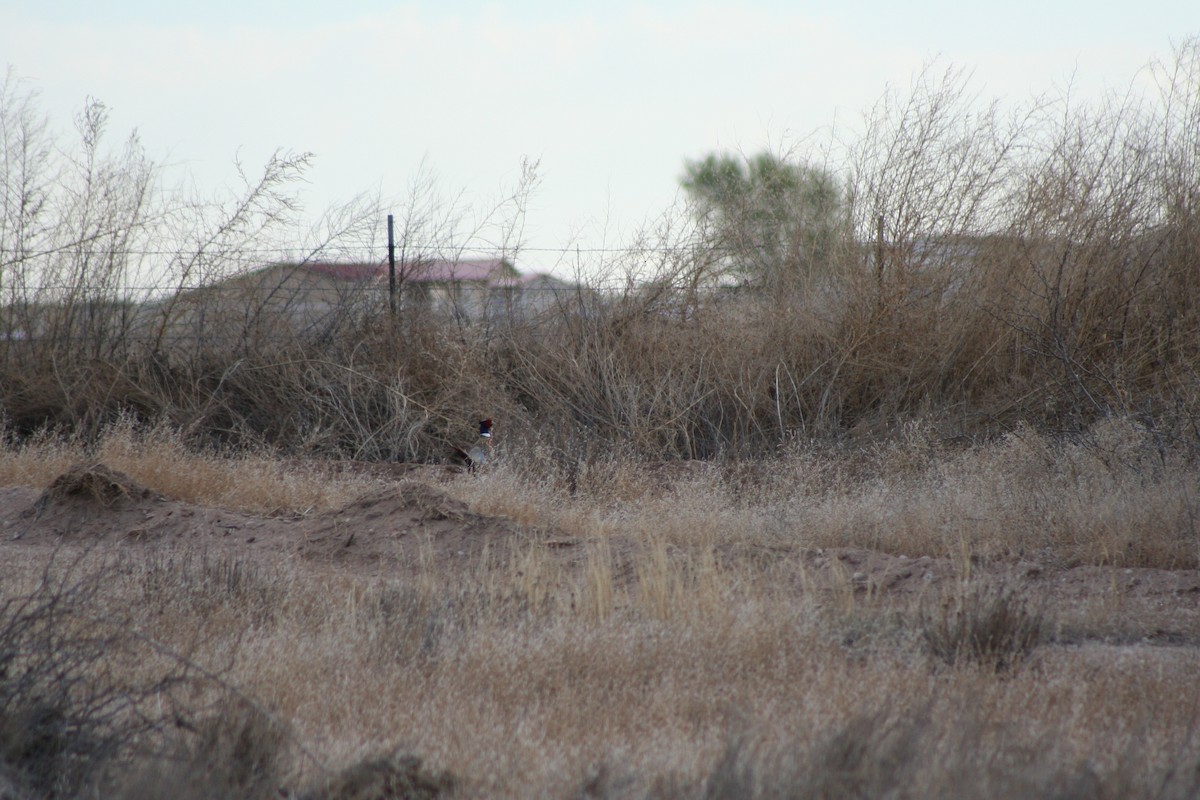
[452,418,493,471]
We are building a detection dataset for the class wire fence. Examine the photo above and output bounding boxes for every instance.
[0,243,734,295]
[0,235,789,310]
[0,273,699,348]
[0,230,901,351]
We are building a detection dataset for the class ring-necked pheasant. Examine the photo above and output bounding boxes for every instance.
[452,419,493,471]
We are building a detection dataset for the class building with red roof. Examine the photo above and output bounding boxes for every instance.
[145,257,575,352]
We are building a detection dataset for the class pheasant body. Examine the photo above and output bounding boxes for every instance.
[452,419,493,470]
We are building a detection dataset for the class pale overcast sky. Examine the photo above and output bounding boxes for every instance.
[3,1,1197,274]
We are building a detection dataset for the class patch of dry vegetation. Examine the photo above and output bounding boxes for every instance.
[462,417,1200,570]
[0,420,380,515]
[6,412,1194,571]
[1,40,1200,800]
[5,546,1191,799]
[1,417,1199,796]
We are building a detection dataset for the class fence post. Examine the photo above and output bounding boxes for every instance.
[387,213,397,315]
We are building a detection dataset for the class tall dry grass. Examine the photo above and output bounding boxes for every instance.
[4,412,1196,569]
[4,540,1193,799]
[0,414,1198,797]
[0,419,378,514]
[467,416,1200,570]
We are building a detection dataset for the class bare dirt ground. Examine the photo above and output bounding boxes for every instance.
[3,461,1200,649]
[0,462,605,586]
[1,462,520,567]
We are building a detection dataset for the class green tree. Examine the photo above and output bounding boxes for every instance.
[681,151,847,289]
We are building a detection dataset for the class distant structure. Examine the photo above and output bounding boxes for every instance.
[143,258,577,351]
[233,258,572,321]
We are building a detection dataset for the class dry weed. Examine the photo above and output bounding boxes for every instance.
[920,580,1048,671]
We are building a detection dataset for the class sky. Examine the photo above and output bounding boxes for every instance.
[3,1,1197,275]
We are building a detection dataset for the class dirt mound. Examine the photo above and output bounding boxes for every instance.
[1,464,544,571]
[7,464,1193,640]
[40,462,164,508]
[338,482,474,523]
[299,481,537,569]
[7,462,273,546]
[12,462,172,542]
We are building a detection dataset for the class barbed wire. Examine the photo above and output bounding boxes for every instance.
[0,243,753,259]
[2,283,601,295]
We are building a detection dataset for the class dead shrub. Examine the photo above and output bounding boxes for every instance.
[117,699,292,800]
[0,554,216,797]
[298,752,455,800]
[3,43,1200,458]
[920,581,1047,671]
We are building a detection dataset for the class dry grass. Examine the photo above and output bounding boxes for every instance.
[919,580,1048,671]
[2,40,1200,798]
[0,420,380,515]
[4,412,1196,574]
[5,410,1195,573]
[1,424,1199,796]
[73,557,1200,799]
[462,417,1200,570]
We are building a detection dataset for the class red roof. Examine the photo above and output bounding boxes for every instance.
[305,262,385,281]
[409,258,515,283]
[296,259,516,284]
